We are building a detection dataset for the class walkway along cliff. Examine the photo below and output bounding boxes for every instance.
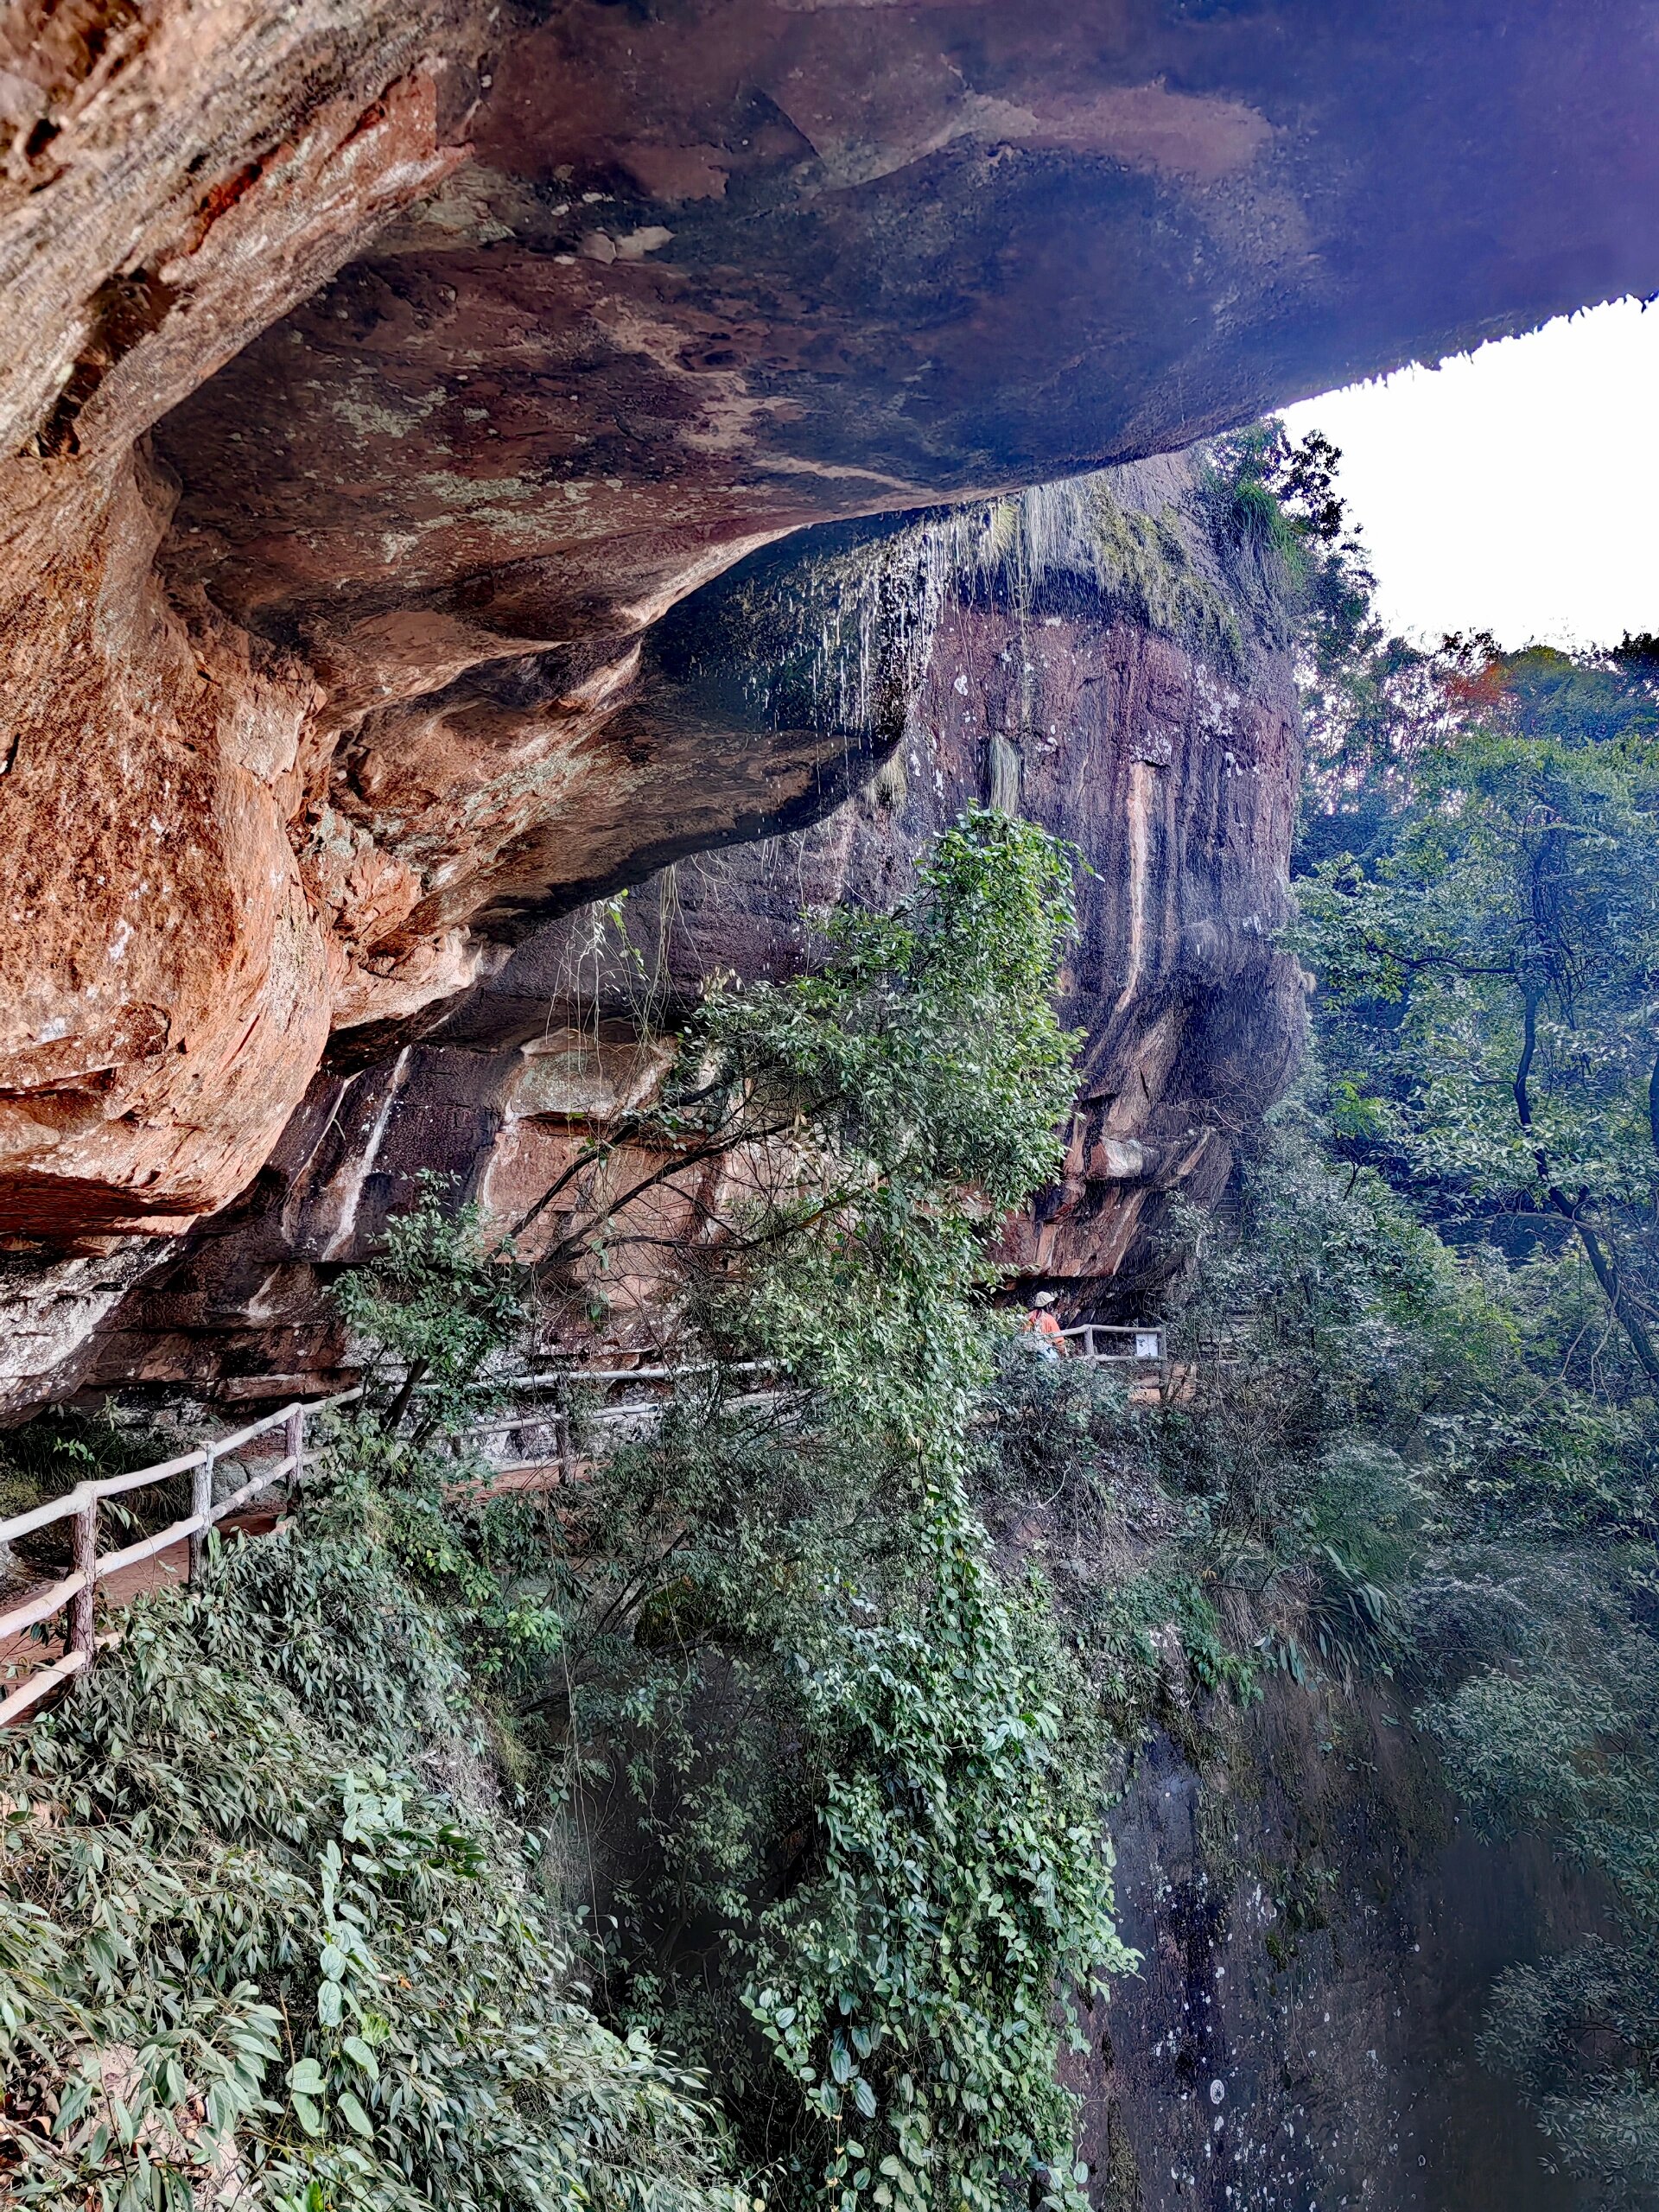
[8,1,1659,1397]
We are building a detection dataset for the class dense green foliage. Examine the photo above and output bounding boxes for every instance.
[0,1471,734,2212]
[567,1413,1130,2212]
[1239,425,1659,2202]
[554,814,1128,2212]
[1,813,1131,2212]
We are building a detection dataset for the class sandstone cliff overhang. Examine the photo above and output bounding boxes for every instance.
[62,457,1298,1402]
[4,0,1659,1247]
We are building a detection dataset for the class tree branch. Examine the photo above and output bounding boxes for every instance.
[1510,990,1659,1391]
[382,1356,429,1435]
[1550,1202,1659,1395]
[1514,985,1541,1139]
[534,1120,804,1271]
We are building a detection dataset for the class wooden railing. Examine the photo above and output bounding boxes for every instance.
[0,1357,778,1730]
[0,1386,367,1731]
[468,1359,779,1473]
[1060,1323,1166,1363]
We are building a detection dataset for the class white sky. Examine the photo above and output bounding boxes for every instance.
[1281,296,1659,652]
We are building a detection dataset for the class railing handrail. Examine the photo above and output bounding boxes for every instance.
[0,1357,773,1562]
[480,1360,770,1391]
[0,1363,789,1728]
[0,1385,364,1728]
[0,1386,361,1554]
[1057,1321,1165,1361]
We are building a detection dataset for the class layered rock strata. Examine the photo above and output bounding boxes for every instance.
[63,457,1301,1399]
[6,0,1659,1260]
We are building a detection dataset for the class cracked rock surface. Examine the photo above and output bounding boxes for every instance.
[6,0,1659,1385]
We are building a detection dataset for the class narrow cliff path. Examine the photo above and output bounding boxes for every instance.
[0,1445,580,1725]
[1,1335,1166,1724]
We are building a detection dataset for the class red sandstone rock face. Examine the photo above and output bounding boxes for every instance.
[445,465,1305,1313]
[0,0,484,1238]
[6,0,1659,1368]
[62,460,1301,1398]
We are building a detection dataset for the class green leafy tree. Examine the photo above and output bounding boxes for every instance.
[1295,696,1659,1390]
[333,1169,526,1438]
[551,813,1130,2212]
[512,812,1077,1391]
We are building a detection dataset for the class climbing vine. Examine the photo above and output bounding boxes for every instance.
[746,1495,1133,2212]
[551,812,1132,2208]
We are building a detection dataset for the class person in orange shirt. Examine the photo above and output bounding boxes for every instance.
[1020,1288,1066,1361]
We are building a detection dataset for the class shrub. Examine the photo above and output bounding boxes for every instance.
[0,1513,734,2212]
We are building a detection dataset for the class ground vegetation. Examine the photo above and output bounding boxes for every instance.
[1,815,1135,2212]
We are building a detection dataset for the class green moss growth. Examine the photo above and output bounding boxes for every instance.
[1089,486,1247,670]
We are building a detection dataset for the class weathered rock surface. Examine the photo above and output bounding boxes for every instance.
[1083,1689,1600,2212]
[6,0,1659,1256]
[0,0,484,1236]
[447,459,1304,1313]
[62,457,1300,1398]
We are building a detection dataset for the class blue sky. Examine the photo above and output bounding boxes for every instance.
[1281,296,1659,652]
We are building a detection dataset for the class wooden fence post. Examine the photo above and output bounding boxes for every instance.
[69,1494,97,1694]
[286,1402,306,1502]
[188,1451,215,1581]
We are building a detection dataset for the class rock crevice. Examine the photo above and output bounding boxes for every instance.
[8,0,1659,1385]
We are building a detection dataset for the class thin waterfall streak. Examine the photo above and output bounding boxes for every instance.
[728,472,1121,747]
[323,1047,411,1259]
[1114,761,1154,1016]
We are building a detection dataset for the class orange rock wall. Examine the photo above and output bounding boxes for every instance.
[66,461,1301,1396]
[8,0,1659,1398]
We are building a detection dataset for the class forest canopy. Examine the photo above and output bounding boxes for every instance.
[1255,419,1659,2198]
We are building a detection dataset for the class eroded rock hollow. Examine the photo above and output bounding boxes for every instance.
[75,457,1302,1395]
[7,0,1659,1400]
